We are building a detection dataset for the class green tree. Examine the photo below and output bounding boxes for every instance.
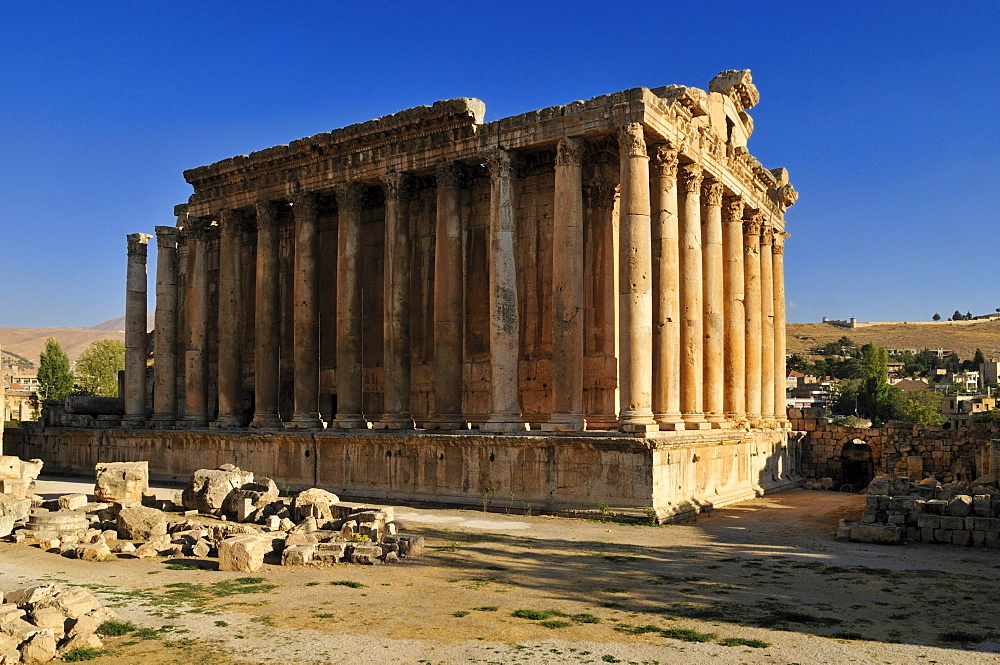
[74,339,125,396]
[37,338,74,399]
[952,310,963,321]
[973,348,986,367]
[896,390,945,426]
[932,312,941,321]
[857,342,898,425]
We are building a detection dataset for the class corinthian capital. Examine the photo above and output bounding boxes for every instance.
[678,163,703,193]
[772,232,787,255]
[617,123,646,157]
[183,217,212,241]
[155,225,179,248]
[742,209,764,236]
[381,171,411,201]
[218,208,241,234]
[256,200,280,230]
[761,224,775,245]
[334,181,365,212]
[555,137,585,167]
[649,144,678,179]
[127,233,152,256]
[701,179,724,206]
[584,178,618,209]
[485,150,514,179]
[436,160,464,189]
[722,195,744,223]
[293,192,319,221]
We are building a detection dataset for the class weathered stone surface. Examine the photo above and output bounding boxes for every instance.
[849,523,902,544]
[348,543,383,565]
[0,456,42,482]
[218,535,268,572]
[74,542,112,561]
[385,534,425,558]
[55,494,88,512]
[292,488,340,522]
[0,516,13,538]
[94,461,150,502]
[221,477,279,522]
[20,630,57,664]
[59,631,103,654]
[946,495,972,517]
[192,538,212,558]
[281,543,316,565]
[182,466,254,515]
[0,494,31,522]
[116,506,167,541]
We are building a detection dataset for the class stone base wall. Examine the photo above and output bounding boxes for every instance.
[3,426,799,521]
[790,408,999,488]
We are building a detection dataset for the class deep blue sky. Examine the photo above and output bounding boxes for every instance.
[2,1,998,328]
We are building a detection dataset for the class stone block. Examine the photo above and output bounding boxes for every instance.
[218,535,268,573]
[946,495,972,517]
[916,514,940,529]
[933,528,950,543]
[191,538,212,558]
[923,499,947,515]
[0,516,13,538]
[973,495,991,517]
[973,517,1000,531]
[221,477,279,522]
[20,630,57,664]
[28,606,66,639]
[348,543,383,564]
[861,513,876,524]
[94,461,149,502]
[74,542,112,561]
[313,542,347,564]
[985,531,1000,549]
[281,544,316,565]
[972,530,986,547]
[116,506,167,541]
[905,526,920,540]
[887,513,905,525]
[182,466,255,515]
[848,523,902,545]
[951,530,972,546]
[0,479,30,499]
[384,534,424,558]
[293,488,340,522]
[940,516,965,530]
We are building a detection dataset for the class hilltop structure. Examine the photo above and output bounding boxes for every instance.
[23,70,801,518]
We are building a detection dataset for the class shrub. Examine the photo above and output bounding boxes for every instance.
[96,620,137,636]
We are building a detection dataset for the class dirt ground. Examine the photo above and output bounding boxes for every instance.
[3,481,999,665]
[786,320,1000,359]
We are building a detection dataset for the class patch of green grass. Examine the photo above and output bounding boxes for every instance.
[572,613,600,624]
[305,581,321,586]
[601,656,621,663]
[96,620,137,636]
[313,613,336,619]
[661,627,717,643]
[132,628,161,640]
[166,563,203,571]
[161,577,278,607]
[614,624,662,635]
[213,620,228,627]
[825,631,864,640]
[474,606,498,612]
[453,611,470,617]
[540,619,572,629]
[329,580,365,588]
[719,637,770,648]
[63,648,102,661]
[938,631,986,643]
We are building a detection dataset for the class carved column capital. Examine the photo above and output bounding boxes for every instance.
[485,150,514,179]
[742,209,764,236]
[617,123,646,157]
[701,179,724,206]
[381,171,411,201]
[293,191,319,220]
[678,163,703,193]
[555,137,585,167]
[761,224,775,246]
[154,225,179,247]
[218,208,242,234]
[584,178,618,209]
[722,195,744,223]
[334,181,365,211]
[649,143,679,179]
[772,232,787,254]
[127,233,152,256]
[183,217,212,241]
[255,200,281,229]
[435,160,464,189]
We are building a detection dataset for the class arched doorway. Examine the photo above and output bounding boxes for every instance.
[840,438,874,491]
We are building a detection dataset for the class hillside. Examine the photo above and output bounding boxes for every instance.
[0,326,125,368]
[787,320,1000,360]
[90,313,155,332]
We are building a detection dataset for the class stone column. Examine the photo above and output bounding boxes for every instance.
[617,123,657,433]
[332,182,366,429]
[482,150,529,433]
[152,226,179,426]
[182,219,210,427]
[678,162,707,429]
[701,178,725,427]
[212,209,245,428]
[760,224,775,425]
[429,161,466,429]
[773,231,788,426]
[286,192,323,429]
[742,210,764,426]
[722,196,746,424]
[543,138,586,432]
[124,232,152,427]
[649,144,683,430]
[377,172,415,429]
[250,201,283,429]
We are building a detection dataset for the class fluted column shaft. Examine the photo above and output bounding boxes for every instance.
[481,150,528,433]
[378,172,414,429]
[213,210,245,427]
[544,138,586,432]
[678,163,707,428]
[701,178,725,427]
[182,219,210,426]
[286,192,323,429]
[429,161,465,429]
[332,182,366,429]
[743,211,763,425]
[760,225,775,424]
[773,232,788,425]
[124,232,152,426]
[722,197,746,423]
[250,201,282,428]
[617,124,657,433]
[650,145,683,430]
[152,226,179,425]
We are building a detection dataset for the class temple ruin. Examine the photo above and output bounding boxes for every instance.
[18,70,802,518]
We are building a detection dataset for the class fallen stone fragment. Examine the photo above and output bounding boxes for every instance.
[218,535,268,573]
[946,495,972,517]
[0,515,13,538]
[183,466,255,515]
[293,488,340,522]
[74,542,112,561]
[348,543,383,565]
[56,494,89,511]
[282,543,316,565]
[19,630,57,664]
[94,461,150,502]
[192,538,212,558]
[116,506,167,541]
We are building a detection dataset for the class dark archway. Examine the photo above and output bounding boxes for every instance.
[840,438,874,491]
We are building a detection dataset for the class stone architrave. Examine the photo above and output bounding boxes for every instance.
[617,124,657,433]
[678,162,708,429]
[760,224,775,424]
[742,209,764,425]
[482,150,529,433]
[773,232,788,425]
[250,201,283,429]
[649,144,683,430]
[722,196,746,424]
[543,137,586,432]
[428,161,465,430]
[182,218,210,427]
[213,209,245,428]
[287,192,323,429]
[152,225,179,426]
[332,182,367,429]
[124,233,152,427]
[701,178,725,427]
[377,172,415,430]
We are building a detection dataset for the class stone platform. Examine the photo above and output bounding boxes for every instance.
[5,427,801,521]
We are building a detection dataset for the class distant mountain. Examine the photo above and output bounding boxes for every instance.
[0,326,125,366]
[787,319,1000,360]
[90,314,155,333]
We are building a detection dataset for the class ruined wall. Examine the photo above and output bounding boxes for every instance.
[790,407,999,488]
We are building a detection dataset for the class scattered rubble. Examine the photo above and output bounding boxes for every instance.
[0,457,423,570]
[838,474,1000,548]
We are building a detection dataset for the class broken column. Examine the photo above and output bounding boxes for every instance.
[123,232,152,427]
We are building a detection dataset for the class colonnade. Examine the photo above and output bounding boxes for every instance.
[128,124,788,433]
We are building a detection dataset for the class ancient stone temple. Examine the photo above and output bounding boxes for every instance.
[22,70,801,519]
